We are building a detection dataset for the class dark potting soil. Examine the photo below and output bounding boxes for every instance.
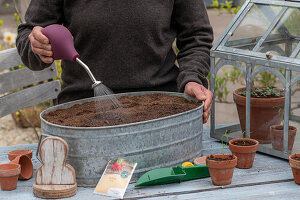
[292,156,300,161]
[232,140,256,146]
[207,155,235,161]
[43,94,200,127]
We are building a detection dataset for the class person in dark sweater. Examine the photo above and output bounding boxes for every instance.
[16,0,213,123]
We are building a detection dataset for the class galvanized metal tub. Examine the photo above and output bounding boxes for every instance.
[40,91,203,186]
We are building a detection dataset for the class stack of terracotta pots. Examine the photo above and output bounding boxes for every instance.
[0,149,33,191]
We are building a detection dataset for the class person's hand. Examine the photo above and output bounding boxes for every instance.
[184,82,213,124]
[28,26,53,64]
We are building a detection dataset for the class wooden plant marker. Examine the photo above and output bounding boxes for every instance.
[33,136,77,199]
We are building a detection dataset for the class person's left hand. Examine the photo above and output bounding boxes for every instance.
[184,82,213,124]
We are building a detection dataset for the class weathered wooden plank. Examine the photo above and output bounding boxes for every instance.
[142,181,300,200]
[141,181,299,200]
[0,48,23,70]
[0,80,60,118]
[0,64,58,95]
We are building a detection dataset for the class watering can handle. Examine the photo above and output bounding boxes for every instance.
[42,24,80,62]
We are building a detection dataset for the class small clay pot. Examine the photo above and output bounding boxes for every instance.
[8,149,32,161]
[206,154,237,186]
[270,125,297,152]
[194,156,207,165]
[289,153,300,185]
[229,138,259,169]
[0,163,21,191]
[9,155,33,180]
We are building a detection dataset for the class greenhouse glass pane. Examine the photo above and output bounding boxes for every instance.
[224,4,282,50]
[258,7,300,57]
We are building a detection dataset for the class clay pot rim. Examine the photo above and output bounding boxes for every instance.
[229,138,259,147]
[206,154,236,160]
[0,163,21,177]
[270,125,297,131]
[194,156,207,165]
[206,154,237,168]
[289,153,300,161]
[8,149,32,161]
[229,138,259,154]
[289,154,300,169]
[0,163,20,171]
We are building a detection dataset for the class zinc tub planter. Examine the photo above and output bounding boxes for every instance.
[40,91,203,186]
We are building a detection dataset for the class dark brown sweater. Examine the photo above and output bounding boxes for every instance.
[16,0,213,104]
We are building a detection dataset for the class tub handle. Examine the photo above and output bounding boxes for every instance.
[35,133,53,163]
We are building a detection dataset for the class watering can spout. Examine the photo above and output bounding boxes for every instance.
[92,81,102,89]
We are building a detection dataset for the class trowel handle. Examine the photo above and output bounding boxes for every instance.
[42,24,79,62]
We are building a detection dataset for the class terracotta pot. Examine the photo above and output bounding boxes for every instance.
[229,138,259,169]
[0,163,21,191]
[9,155,33,180]
[206,154,237,186]
[194,156,207,166]
[8,149,32,161]
[233,87,285,144]
[289,153,300,185]
[270,125,297,152]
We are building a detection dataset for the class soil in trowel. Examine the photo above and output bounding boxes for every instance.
[43,94,201,127]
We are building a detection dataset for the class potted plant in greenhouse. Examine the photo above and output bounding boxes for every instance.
[229,132,259,169]
[206,131,237,186]
[289,153,300,185]
[233,87,285,144]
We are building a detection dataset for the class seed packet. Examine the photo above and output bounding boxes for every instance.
[94,158,137,199]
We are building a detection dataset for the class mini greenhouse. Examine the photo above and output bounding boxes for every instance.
[210,0,300,159]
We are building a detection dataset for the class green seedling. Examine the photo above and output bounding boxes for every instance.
[221,130,230,155]
[242,131,246,145]
[239,87,282,98]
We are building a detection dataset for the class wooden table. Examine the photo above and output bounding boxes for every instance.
[0,126,299,200]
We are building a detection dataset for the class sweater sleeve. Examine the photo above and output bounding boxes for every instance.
[173,0,213,92]
[16,0,64,71]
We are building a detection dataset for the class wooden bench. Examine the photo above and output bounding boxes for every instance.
[0,47,60,119]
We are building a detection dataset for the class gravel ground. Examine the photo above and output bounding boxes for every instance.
[0,115,41,147]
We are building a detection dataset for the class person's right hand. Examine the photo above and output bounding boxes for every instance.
[28,26,53,64]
